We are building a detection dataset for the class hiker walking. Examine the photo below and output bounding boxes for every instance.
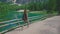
[22,9,29,27]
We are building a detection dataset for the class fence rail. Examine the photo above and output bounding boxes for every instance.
[0,15,41,27]
[0,15,47,34]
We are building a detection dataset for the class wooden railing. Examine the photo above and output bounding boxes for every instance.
[0,15,47,34]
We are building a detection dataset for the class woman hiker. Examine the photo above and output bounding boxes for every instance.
[22,9,29,27]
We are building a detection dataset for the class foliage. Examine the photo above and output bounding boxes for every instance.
[27,2,43,11]
[45,0,56,14]
[0,2,21,21]
[56,0,60,15]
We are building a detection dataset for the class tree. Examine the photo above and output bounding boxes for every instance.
[47,0,56,14]
[56,0,60,15]
[27,1,44,11]
[0,2,21,21]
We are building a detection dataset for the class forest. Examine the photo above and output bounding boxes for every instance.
[0,0,60,21]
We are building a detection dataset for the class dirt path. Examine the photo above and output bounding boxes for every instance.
[6,16,60,34]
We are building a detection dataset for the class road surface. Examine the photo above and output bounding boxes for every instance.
[6,16,60,34]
